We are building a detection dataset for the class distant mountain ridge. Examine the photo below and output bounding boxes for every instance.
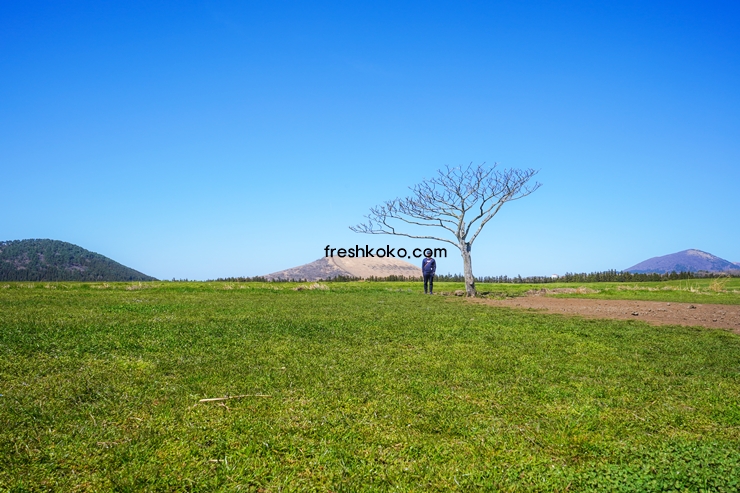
[0,239,156,281]
[626,249,739,274]
[265,256,422,281]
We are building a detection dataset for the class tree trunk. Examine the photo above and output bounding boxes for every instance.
[461,242,476,297]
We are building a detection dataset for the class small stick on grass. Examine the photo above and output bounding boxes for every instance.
[199,394,271,402]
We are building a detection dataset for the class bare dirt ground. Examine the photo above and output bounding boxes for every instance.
[471,295,740,333]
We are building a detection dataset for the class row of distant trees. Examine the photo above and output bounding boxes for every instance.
[0,267,149,282]
[211,270,737,283]
[437,270,728,283]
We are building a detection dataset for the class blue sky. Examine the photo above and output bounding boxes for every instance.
[2,1,738,280]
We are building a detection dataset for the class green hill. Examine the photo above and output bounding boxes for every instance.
[0,239,156,282]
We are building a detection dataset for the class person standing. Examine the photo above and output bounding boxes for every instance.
[422,249,436,295]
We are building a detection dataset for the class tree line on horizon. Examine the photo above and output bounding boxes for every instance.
[211,269,736,283]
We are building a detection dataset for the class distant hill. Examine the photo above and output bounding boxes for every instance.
[265,256,422,281]
[0,239,157,281]
[626,249,740,274]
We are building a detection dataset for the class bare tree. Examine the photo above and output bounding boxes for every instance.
[350,163,540,296]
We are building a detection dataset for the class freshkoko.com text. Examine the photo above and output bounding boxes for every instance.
[324,245,447,259]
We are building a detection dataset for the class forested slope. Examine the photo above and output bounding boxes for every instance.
[0,239,156,281]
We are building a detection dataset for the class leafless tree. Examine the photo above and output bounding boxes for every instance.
[350,163,540,296]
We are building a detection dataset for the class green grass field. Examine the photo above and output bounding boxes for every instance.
[472,278,740,305]
[2,281,740,491]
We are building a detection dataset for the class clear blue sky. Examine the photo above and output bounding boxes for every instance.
[2,1,738,280]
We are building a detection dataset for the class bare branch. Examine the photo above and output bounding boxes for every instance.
[463,167,541,240]
[349,220,459,247]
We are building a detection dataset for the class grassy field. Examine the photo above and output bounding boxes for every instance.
[471,278,740,305]
[2,281,740,491]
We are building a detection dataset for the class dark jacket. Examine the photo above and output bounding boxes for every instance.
[422,257,436,275]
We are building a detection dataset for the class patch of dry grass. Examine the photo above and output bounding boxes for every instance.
[293,282,329,291]
[710,275,731,293]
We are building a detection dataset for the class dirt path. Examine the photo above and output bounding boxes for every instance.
[471,295,740,333]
